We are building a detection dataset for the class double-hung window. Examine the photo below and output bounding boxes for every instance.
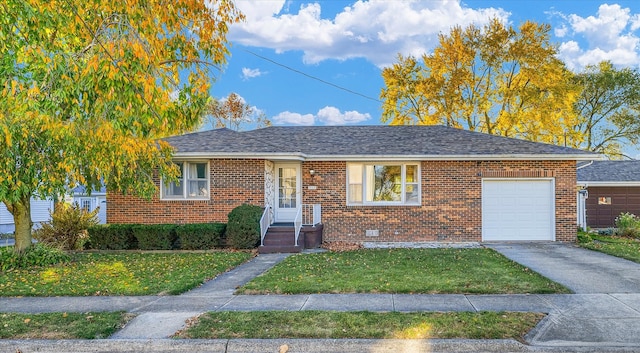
[161,161,209,200]
[347,163,420,205]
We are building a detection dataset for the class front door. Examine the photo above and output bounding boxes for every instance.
[275,163,301,223]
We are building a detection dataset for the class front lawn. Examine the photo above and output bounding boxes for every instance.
[0,251,253,296]
[0,312,132,339]
[238,248,569,294]
[176,311,544,340]
[578,233,640,263]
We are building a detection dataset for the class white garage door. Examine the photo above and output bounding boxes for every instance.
[482,179,554,241]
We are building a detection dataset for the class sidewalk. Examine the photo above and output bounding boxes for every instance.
[2,247,640,352]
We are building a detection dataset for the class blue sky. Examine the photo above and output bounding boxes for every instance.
[209,0,640,148]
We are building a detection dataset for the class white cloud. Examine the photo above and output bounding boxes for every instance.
[272,111,316,125]
[241,67,265,80]
[556,4,640,70]
[272,106,371,126]
[316,106,370,125]
[554,24,569,38]
[231,0,509,67]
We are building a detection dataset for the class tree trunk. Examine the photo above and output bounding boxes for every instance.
[8,199,33,254]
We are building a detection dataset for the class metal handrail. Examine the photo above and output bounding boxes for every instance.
[313,204,321,225]
[294,206,302,246]
[302,204,322,225]
[259,204,271,246]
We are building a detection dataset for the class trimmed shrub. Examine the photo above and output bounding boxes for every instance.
[87,224,136,250]
[615,212,640,238]
[0,244,70,271]
[132,224,177,250]
[176,223,226,250]
[33,203,98,251]
[226,204,263,249]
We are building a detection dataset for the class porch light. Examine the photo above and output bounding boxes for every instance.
[309,169,315,177]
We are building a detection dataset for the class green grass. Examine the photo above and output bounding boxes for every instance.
[578,233,640,263]
[176,311,544,340]
[0,312,133,339]
[238,248,569,294]
[0,251,253,296]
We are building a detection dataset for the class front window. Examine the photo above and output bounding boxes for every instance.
[347,163,420,205]
[79,198,92,212]
[161,161,209,200]
[598,196,611,205]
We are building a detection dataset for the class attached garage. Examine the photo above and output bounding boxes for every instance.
[584,186,640,228]
[577,161,640,229]
[482,179,555,241]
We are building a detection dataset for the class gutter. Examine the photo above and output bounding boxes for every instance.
[577,181,640,187]
[173,152,604,162]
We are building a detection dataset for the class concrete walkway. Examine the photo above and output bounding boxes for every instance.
[2,244,640,352]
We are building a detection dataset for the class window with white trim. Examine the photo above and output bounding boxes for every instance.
[347,163,420,205]
[161,161,210,200]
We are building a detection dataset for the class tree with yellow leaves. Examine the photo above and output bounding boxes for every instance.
[0,0,244,253]
[202,93,271,131]
[381,19,582,147]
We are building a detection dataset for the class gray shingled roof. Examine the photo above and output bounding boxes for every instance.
[577,160,640,182]
[163,128,282,153]
[165,125,599,159]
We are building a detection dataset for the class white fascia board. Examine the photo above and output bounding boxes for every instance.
[172,152,306,161]
[579,181,640,187]
[173,152,602,162]
[305,154,603,162]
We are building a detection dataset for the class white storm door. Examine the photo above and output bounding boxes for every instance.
[275,164,301,223]
[482,179,555,241]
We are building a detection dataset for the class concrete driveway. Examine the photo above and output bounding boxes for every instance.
[486,242,640,294]
[487,242,640,348]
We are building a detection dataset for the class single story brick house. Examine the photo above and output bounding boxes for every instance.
[577,160,640,229]
[108,125,599,248]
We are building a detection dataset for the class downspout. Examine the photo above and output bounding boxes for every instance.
[576,161,593,231]
[576,160,594,170]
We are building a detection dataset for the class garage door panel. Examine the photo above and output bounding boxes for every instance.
[482,179,554,241]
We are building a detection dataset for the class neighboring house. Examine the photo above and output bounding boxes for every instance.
[107,125,600,247]
[71,186,107,224]
[0,185,107,234]
[0,198,54,234]
[577,160,640,229]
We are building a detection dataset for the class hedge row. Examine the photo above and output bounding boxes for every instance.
[87,222,227,250]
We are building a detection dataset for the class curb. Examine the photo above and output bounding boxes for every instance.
[2,339,639,353]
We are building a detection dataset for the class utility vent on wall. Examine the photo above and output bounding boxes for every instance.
[365,230,379,237]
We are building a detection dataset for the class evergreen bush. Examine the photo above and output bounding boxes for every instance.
[132,224,177,250]
[87,224,137,250]
[176,223,226,250]
[226,204,263,249]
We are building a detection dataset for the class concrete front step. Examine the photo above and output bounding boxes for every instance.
[259,225,301,253]
[263,233,296,246]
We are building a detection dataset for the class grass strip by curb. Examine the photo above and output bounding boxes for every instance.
[176,311,544,340]
[0,312,133,339]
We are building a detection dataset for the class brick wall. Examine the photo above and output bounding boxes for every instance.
[107,159,265,224]
[301,160,577,243]
[108,158,577,242]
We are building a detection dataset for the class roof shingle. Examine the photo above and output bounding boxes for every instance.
[577,160,640,182]
[165,125,600,159]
